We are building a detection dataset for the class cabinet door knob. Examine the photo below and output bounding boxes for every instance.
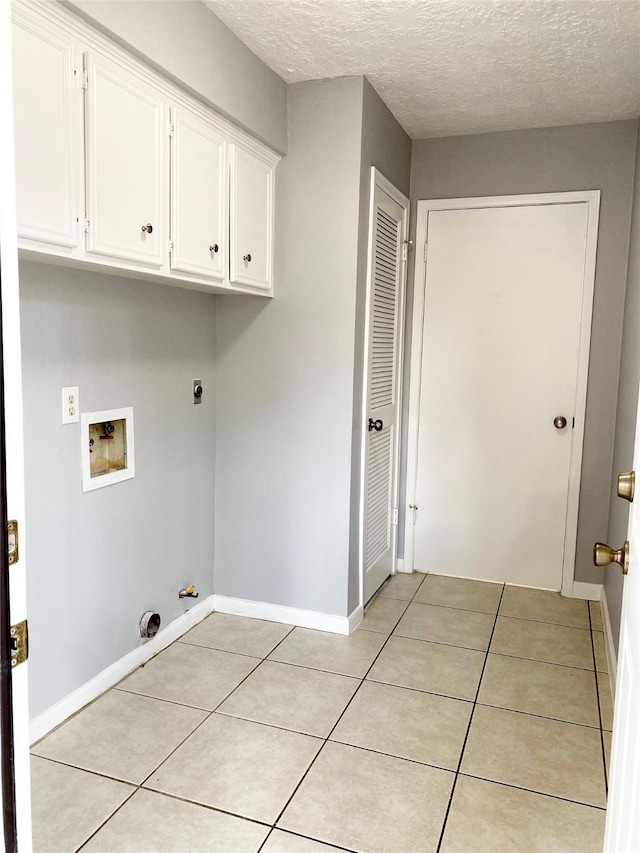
[209,244,219,253]
[243,253,252,263]
[141,223,153,234]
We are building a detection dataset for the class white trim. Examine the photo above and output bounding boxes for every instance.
[212,595,358,636]
[396,558,409,574]
[570,581,603,601]
[404,191,601,598]
[81,406,135,492]
[600,585,618,699]
[358,167,410,608]
[30,595,215,745]
[348,605,364,633]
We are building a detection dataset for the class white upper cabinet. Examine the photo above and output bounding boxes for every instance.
[11,1,278,295]
[12,14,78,248]
[230,144,274,293]
[84,52,166,267]
[170,107,226,281]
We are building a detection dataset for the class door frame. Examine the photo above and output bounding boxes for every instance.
[358,167,409,608]
[2,0,33,847]
[404,191,600,595]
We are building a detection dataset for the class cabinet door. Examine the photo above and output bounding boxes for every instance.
[12,15,78,247]
[171,107,226,281]
[230,145,274,292]
[85,53,166,267]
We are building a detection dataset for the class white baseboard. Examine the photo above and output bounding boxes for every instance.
[396,558,407,573]
[348,605,363,633]
[212,595,358,636]
[600,586,618,700]
[30,595,215,745]
[570,581,603,601]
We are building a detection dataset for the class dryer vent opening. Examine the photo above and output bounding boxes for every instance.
[139,611,161,639]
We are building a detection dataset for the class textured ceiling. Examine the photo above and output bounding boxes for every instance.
[204,0,640,139]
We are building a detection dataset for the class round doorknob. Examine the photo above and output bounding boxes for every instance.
[553,416,568,429]
[243,253,252,263]
[141,223,153,234]
[209,244,219,253]
[593,541,629,575]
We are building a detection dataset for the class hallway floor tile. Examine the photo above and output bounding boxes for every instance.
[30,573,611,852]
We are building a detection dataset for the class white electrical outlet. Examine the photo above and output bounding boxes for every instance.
[62,386,79,424]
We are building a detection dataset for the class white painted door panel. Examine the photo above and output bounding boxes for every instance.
[85,53,165,267]
[171,107,226,281]
[12,16,78,247]
[604,402,640,850]
[363,180,407,603]
[230,145,273,291]
[414,203,589,588]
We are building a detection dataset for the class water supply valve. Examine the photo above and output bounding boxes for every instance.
[178,585,199,599]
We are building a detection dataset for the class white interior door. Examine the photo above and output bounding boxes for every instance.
[2,6,33,848]
[604,402,640,850]
[409,195,598,590]
[362,170,408,604]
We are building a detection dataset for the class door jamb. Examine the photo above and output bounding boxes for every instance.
[358,167,409,609]
[403,191,601,596]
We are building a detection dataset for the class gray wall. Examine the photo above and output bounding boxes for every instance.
[63,0,287,153]
[348,80,411,610]
[606,122,640,649]
[408,121,638,584]
[214,78,364,617]
[20,263,216,718]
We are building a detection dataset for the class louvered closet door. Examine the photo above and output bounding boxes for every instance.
[363,179,407,604]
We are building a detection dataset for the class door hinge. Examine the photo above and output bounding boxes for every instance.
[392,507,398,525]
[82,70,88,91]
[424,243,428,263]
[7,520,18,566]
[409,504,418,524]
[84,217,90,233]
[169,122,174,138]
[10,620,28,668]
[168,239,173,254]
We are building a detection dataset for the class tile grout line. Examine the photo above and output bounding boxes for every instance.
[74,621,300,853]
[435,582,507,853]
[457,771,607,811]
[257,573,431,852]
[74,786,139,852]
[261,827,359,853]
[589,605,609,795]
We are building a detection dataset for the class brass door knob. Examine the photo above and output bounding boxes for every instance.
[617,471,635,502]
[141,223,153,234]
[553,416,568,429]
[593,541,629,575]
[209,244,219,253]
[243,253,252,263]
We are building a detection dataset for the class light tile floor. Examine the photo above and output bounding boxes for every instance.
[31,573,612,852]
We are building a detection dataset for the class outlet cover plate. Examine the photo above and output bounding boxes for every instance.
[62,386,79,424]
